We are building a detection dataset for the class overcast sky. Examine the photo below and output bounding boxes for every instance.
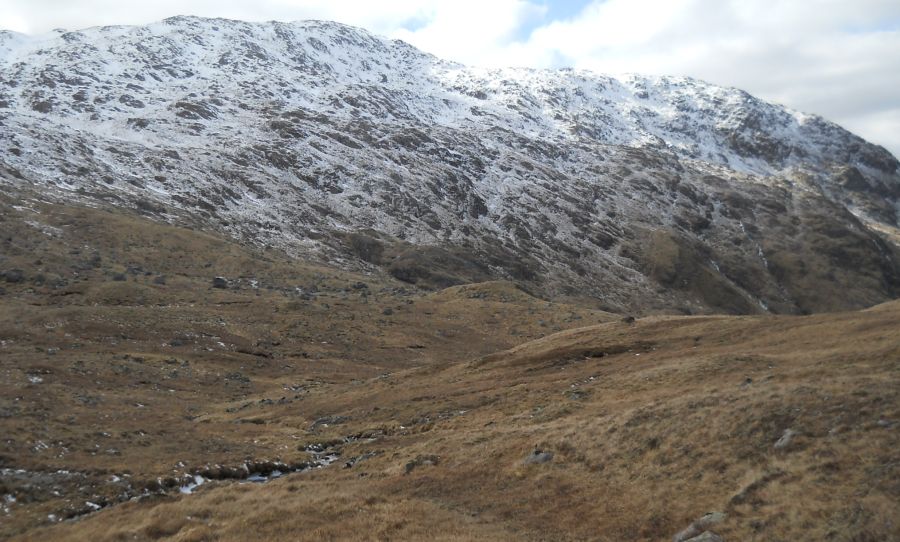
[2,0,899,157]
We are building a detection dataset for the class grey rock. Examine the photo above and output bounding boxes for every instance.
[524,449,554,465]
[674,512,726,542]
[404,454,439,474]
[774,428,797,450]
[309,415,349,430]
[344,451,379,469]
[212,276,228,288]
[3,269,25,283]
[224,371,250,384]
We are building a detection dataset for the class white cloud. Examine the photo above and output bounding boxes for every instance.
[0,0,429,34]
[390,0,547,66]
[1,0,898,157]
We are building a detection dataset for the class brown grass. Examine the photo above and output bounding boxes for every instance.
[2,194,898,541]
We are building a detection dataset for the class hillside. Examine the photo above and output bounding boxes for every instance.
[3,197,897,540]
[0,192,616,539]
[1,17,899,313]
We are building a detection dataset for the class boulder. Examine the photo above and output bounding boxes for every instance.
[674,512,726,542]
[3,269,24,283]
[404,454,439,474]
[774,428,797,450]
[524,449,554,465]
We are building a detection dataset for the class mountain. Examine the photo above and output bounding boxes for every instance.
[2,17,900,541]
[1,16,899,314]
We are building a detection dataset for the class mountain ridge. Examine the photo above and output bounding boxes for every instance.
[1,15,899,314]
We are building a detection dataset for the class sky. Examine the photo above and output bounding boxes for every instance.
[2,0,899,158]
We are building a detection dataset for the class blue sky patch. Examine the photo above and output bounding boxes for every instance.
[513,0,595,41]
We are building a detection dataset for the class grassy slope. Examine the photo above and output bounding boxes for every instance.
[10,303,900,540]
[2,193,898,541]
[0,194,612,538]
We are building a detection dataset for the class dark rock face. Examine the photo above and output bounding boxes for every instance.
[1,17,898,314]
[3,269,25,283]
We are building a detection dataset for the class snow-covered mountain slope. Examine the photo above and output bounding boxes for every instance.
[1,16,899,314]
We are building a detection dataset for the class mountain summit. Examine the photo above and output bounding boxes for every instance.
[1,16,898,313]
